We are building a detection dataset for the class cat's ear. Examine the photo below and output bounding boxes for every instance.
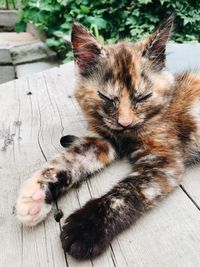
[142,14,174,70]
[71,22,104,76]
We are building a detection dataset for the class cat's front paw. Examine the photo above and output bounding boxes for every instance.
[16,172,52,226]
[60,198,110,260]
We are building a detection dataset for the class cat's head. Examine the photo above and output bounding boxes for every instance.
[72,15,175,132]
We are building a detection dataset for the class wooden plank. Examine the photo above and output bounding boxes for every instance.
[0,74,67,266]
[0,81,22,267]
[114,187,200,267]
[20,73,67,267]
[1,62,200,267]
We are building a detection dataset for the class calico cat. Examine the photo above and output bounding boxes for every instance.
[16,15,200,260]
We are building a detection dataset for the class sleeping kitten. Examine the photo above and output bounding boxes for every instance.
[16,15,200,260]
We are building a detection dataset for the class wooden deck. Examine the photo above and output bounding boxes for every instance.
[1,45,200,267]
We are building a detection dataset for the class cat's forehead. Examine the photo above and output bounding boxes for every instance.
[107,42,141,68]
[100,43,142,92]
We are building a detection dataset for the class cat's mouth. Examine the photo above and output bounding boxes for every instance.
[103,118,143,131]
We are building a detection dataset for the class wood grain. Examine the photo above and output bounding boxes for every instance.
[0,62,200,267]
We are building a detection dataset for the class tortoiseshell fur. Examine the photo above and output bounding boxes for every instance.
[16,15,200,260]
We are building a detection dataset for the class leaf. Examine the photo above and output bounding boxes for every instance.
[46,38,60,47]
[80,5,90,14]
[63,51,74,63]
[138,0,153,4]
[15,21,26,32]
[87,16,107,29]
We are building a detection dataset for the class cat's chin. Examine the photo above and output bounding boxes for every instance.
[104,122,124,131]
[101,119,121,130]
[106,122,144,132]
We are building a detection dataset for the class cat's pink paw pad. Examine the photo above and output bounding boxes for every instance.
[28,204,41,215]
[16,174,52,226]
[32,190,45,200]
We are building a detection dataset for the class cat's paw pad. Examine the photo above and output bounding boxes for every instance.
[60,199,108,260]
[16,173,52,226]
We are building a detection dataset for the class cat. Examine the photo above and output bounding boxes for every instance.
[16,14,200,260]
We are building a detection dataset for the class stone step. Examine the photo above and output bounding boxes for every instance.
[0,32,37,48]
[0,49,12,65]
[0,65,15,83]
[0,10,18,27]
[0,32,59,83]
[16,61,58,78]
[10,40,57,65]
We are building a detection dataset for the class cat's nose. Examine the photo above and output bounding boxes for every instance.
[118,118,132,128]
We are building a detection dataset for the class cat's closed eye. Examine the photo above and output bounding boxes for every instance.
[98,91,118,113]
[135,92,153,103]
[98,91,115,104]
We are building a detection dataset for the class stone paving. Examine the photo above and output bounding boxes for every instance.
[0,32,59,84]
[0,32,36,48]
[0,45,15,83]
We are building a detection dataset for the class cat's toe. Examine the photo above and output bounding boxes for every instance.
[60,199,108,260]
[16,173,52,226]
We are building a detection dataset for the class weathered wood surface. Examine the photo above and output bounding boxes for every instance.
[1,57,200,267]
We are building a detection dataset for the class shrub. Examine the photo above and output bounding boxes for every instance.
[0,0,19,9]
[16,0,200,61]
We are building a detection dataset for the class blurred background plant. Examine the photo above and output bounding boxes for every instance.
[0,0,20,9]
[16,0,200,62]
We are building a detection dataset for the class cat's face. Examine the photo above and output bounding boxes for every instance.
[72,16,175,132]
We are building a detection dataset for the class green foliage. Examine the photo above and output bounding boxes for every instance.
[0,0,19,9]
[16,0,200,62]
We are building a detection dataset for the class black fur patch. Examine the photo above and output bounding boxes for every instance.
[60,135,78,147]
[103,132,140,158]
[45,171,72,204]
[102,68,114,84]
[114,47,133,92]
[54,209,64,222]
[177,122,194,144]
[60,198,109,260]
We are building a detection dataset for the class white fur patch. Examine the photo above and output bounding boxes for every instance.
[164,168,180,187]
[131,171,140,176]
[135,154,157,164]
[108,143,116,161]
[142,182,161,201]
[110,198,125,210]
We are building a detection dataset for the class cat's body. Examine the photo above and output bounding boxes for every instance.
[16,16,200,260]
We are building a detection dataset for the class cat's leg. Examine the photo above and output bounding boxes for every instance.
[16,133,116,226]
[60,147,184,260]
